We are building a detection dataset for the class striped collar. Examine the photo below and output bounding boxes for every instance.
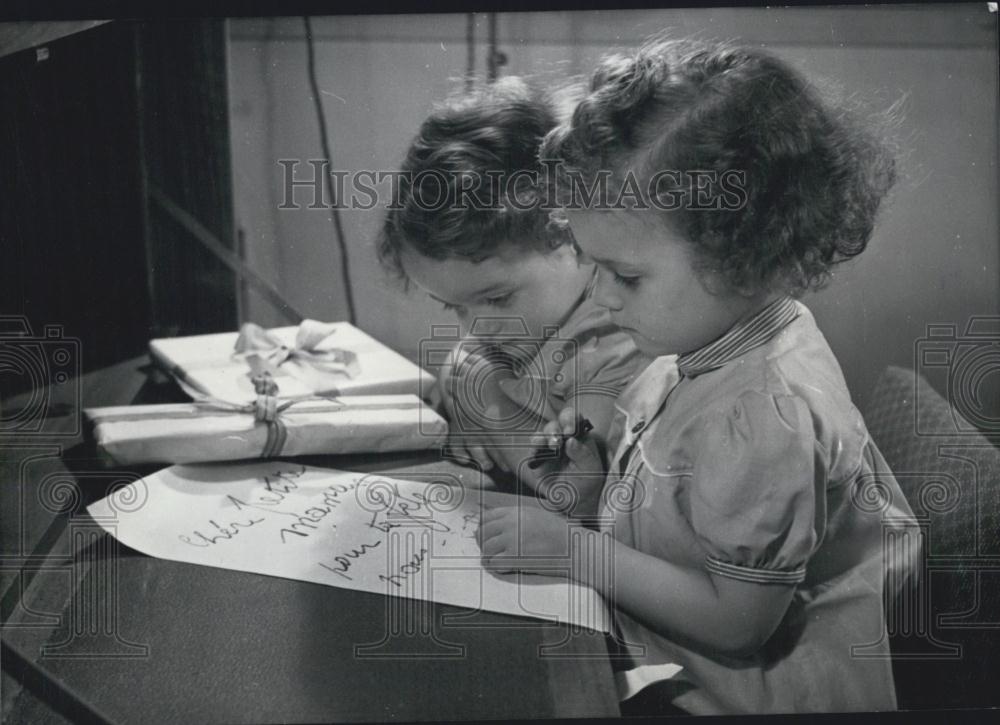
[676,296,800,378]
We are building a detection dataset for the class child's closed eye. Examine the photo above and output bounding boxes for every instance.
[483,292,515,308]
[612,271,641,289]
[596,263,641,290]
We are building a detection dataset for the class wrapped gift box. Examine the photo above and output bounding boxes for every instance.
[86,394,448,466]
[150,320,435,404]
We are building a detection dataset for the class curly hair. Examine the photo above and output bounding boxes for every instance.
[541,36,898,296]
[378,76,574,280]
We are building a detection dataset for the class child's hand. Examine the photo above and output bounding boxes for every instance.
[443,349,514,472]
[435,352,459,416]
[437,344,492,419]
[526,406,607,516]
[477,505,576,578]
[435,351,494,470]
[444,434,497,471]
[533,406,599,455]
[497,375,559,425]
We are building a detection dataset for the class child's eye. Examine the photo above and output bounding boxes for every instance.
[438,300,467,314]
[484,293,514,308]
[612,272,641,289]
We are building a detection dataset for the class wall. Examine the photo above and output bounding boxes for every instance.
[227,5,998,412]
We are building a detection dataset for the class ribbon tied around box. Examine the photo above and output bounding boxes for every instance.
[85,381,441,464]
[233,319,361,392]
[177,371,324,458]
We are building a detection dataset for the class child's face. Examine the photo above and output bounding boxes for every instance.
[566,209,755,358]
[400,242,593,342]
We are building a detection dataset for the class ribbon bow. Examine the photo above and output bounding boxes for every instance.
[187,371,293,421]
[233,320,360,387]
[190,372,310,457]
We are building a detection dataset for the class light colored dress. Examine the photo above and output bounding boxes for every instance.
[502,282,647,422]
[601,297,918,714]
[468,266,648,449]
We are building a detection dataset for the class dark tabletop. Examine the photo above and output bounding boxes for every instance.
[0,357,620,723]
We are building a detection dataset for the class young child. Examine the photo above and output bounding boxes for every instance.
[378,77,646,502]
[478,39,917,714]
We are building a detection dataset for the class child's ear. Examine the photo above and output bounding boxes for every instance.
[694,266,730,297]
[692,258,760,299]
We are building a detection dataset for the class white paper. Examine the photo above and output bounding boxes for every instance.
[150,322,436,404]
[616,663,685,702]
[86,462,610,633]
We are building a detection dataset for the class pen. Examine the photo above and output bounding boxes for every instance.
[526,416,593,470]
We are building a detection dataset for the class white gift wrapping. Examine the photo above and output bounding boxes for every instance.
[85,394,448,465]
[149,320,436,404]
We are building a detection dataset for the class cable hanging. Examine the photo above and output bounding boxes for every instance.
[303,15,358,326]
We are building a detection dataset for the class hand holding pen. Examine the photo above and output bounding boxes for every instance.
[527,407,595,470]
[524,405,607,518]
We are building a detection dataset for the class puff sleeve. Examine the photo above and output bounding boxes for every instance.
[689,390,825,586]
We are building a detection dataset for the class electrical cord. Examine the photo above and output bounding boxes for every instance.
[466,12,475,92]
[302,15,357,326]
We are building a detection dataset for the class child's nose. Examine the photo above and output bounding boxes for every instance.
[455,311,473,337]
[592,277,625,312]
[600,293,625,312]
